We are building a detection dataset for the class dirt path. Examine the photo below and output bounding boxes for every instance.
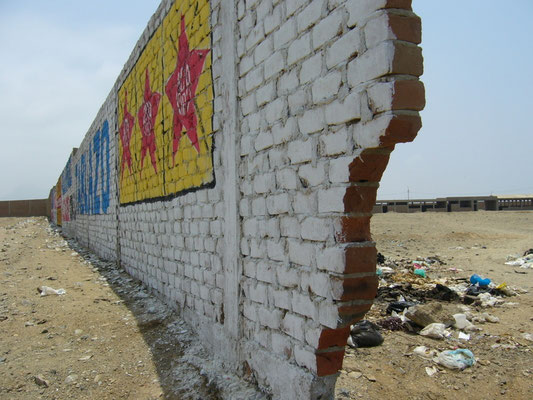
[337,211,533,399]
[0,217,263,400]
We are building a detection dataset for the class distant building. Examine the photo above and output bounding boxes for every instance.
[373,195,533,213]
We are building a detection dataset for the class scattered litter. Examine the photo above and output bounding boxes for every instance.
[425,366,438,377]
[478,292,502,307]
[505,253,533,269]
[426,284,460,302]
[387,300,417,315]
[413,345,437,359]
[458,332,471,341]
[435,349,475,370]
[522,333,533,342]
[453,314,474,330]
[376,316,406,331]
[348,320,384,348]
[414,269,426,278]
[378,266,394,275]
[419,323,450,339]
[37,286,66,296]
[481,312,499,323]
[470,274,491,287]
[64,374,78,385]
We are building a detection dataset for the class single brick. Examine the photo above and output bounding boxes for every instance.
[344,186,377,214]
[346,0,412,28]
[312,71,342,104]
[330,274,379,301]
[335,216,372,243]
[301,217,331,242]
[317,326,351,350]
[364,11,422,49]
[298,109,325,135]
[316,350,345,377]
[347,41,423,87]
[326,27,362,68]
[312,11,343,50]
[348,151,391,182]
[325,92,361,125]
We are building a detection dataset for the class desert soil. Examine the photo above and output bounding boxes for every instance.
[337,211,533,400]
[0,217,263,400]
[1,212,532,400]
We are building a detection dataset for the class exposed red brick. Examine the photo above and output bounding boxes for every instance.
[317,327,351,350]
[391,41,423,77]
[392,80,425,111]
[389,13,421,44]
[345,246,377,274]
[384,0,412,10]
[335,217,371,243]
[316,350,346,377]
[338,312,367,330]
[348,152,391,182]
[337,302,373,316]
[337,303,373,324]
[332,275,379,301]
[343,186,377,214]
[379,113,422,147]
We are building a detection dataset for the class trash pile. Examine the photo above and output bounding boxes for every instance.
[346,251,530,373]
[505,249,533,269]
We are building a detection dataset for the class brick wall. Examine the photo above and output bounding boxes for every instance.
[51,1,424,398]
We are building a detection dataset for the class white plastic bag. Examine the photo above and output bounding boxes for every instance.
[38,286,66,296]
[419,323,450,339]
[435,349,475,370]
[453,313,474,330]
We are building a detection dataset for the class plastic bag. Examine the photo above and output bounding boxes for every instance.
[419,323,450,339]
[470,274,491,287]
[413,345,437,359]
[387,301,416,314]
[414,269,427,278]
[38,286,66,296]
[453,313,474,330]
[435,349,475,370]
[349,320,384,348]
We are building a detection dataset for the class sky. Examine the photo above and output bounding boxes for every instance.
[0,0,531,201]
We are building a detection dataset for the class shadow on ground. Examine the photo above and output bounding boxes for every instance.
[55,226,266,400]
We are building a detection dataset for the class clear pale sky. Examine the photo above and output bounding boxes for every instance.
[0,1,531,201]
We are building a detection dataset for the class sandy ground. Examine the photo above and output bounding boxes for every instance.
[0,217,264,400]
[337,211,533,399]
[1,212,532,400]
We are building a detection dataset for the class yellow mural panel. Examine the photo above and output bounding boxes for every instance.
[118,0,213,205]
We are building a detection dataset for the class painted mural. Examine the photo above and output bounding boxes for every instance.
[118,0,214,205]
[61,155,73,195]
[62,195,71,222]
[56,178,62,226]
[75,120,111,215]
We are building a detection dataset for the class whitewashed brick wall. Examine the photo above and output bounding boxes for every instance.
[50,1,424,398]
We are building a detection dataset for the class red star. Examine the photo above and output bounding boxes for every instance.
[165,15,209,164]
[119,90,134,179]
[138,68,161,176]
